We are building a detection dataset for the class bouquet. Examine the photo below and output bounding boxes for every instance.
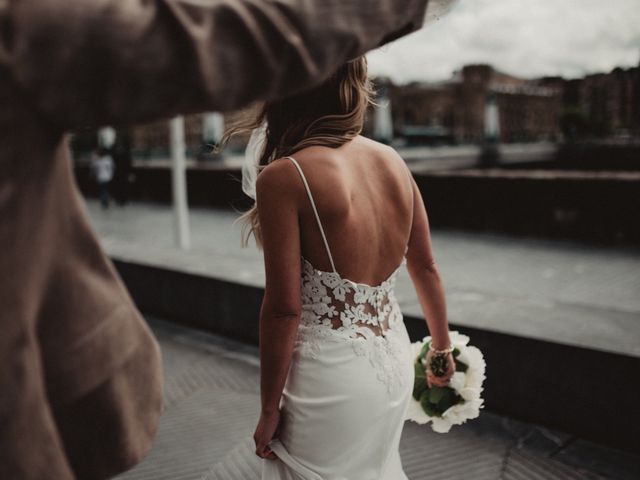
[404,331,486,433]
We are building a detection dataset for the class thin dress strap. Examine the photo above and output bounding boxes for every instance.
[285,156,337,273]
[403,161,413,258]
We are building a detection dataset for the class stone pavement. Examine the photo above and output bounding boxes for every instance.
[86,200,640,357]
[114,316,640,480]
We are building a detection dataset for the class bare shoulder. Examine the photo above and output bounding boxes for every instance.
[255,157,301,198]
[290,136,397,165]
[288,144,340,165]
[355,136,406,171]
[355,134,389,150]
[354,135,403,161]
[354,134,389,149]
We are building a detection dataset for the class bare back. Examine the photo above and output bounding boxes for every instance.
[287,135,413,286]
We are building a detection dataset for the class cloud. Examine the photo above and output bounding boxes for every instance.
[367,0,640,84]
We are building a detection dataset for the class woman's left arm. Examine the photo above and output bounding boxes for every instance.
[253,159,302,459]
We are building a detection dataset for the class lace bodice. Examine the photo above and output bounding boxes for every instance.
[285,156,411,394]
[298,255,409,393]
[300,255,404,339]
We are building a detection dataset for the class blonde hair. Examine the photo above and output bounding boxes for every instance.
[217,56,376,248]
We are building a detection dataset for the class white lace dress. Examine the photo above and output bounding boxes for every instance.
[262,157,414,480]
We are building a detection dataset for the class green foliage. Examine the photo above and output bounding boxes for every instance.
[420,391,439,417]
[412,340,467,417]
[416,385,463,418]
[436,388,458,412]
[420,341,431,359]
[455,358,468,373]
[429,386,447,404]
[413,360,427,401]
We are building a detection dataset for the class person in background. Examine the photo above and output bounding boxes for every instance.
[0,1,430,479]
[91,147,115,209]
[112,130,133,206]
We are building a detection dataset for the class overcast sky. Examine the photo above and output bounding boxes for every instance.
[367,0,640,84]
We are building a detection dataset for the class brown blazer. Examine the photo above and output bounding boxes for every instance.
[0,1,428,478]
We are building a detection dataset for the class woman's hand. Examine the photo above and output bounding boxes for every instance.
[254,409,281,460]
[425,350,455,388]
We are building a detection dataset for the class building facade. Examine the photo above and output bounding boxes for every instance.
[568,65,640,138]
[73,62,640,157]
[385,64,563,144]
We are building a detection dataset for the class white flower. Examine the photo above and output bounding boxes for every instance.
[404,335,486,433]
[458,387,480,402]
[465,347,486,372]
[325,305,338,318]
[332,285,348,302]
[353,286,371,304]
[307,282,328,303]
[450,331,470,347]
[431,417,453,434]
[440,405,466,425]
[463,346,486,389]
[339,310,353,327]
[455,350,470,365]
[312,302,330,316]
[322,273,342,289]
[411,340,424,358]
[465,370,485,390]
[301,261,315,277]
[404,398,431,424]
[350,304,367,323]
[449,372,466,392]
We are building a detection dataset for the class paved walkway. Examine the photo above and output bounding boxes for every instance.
[86,200,640,357]
[114,317,639,480]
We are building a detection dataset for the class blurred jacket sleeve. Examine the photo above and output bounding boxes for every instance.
[1,0,428,129]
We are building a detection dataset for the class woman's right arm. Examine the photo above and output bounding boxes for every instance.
[405,173,455,387]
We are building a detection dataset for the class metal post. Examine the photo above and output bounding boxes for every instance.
[170,116,191,249]
[201,112,225,160]
[374,100,393,145]
[203,112,225,145]
[480,91,501,167]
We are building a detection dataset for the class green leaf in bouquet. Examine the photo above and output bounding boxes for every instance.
[413,384,427,402]
[413,362,427,400]
[436,387,458,412]
[428,386,448,404]
[453,347,461,357]
[455,359,468,373]
[419,341,430,360]
[420,391,440,417]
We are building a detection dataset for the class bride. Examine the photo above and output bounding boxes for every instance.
[224,56,455,479]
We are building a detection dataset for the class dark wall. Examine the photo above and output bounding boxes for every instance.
[501,143,640,171]
[75,165,252,211]
[412,173,640,246]
[75,163,640,246]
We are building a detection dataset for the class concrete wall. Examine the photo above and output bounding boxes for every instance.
[412,171,640,245]
[75,164,640,245]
